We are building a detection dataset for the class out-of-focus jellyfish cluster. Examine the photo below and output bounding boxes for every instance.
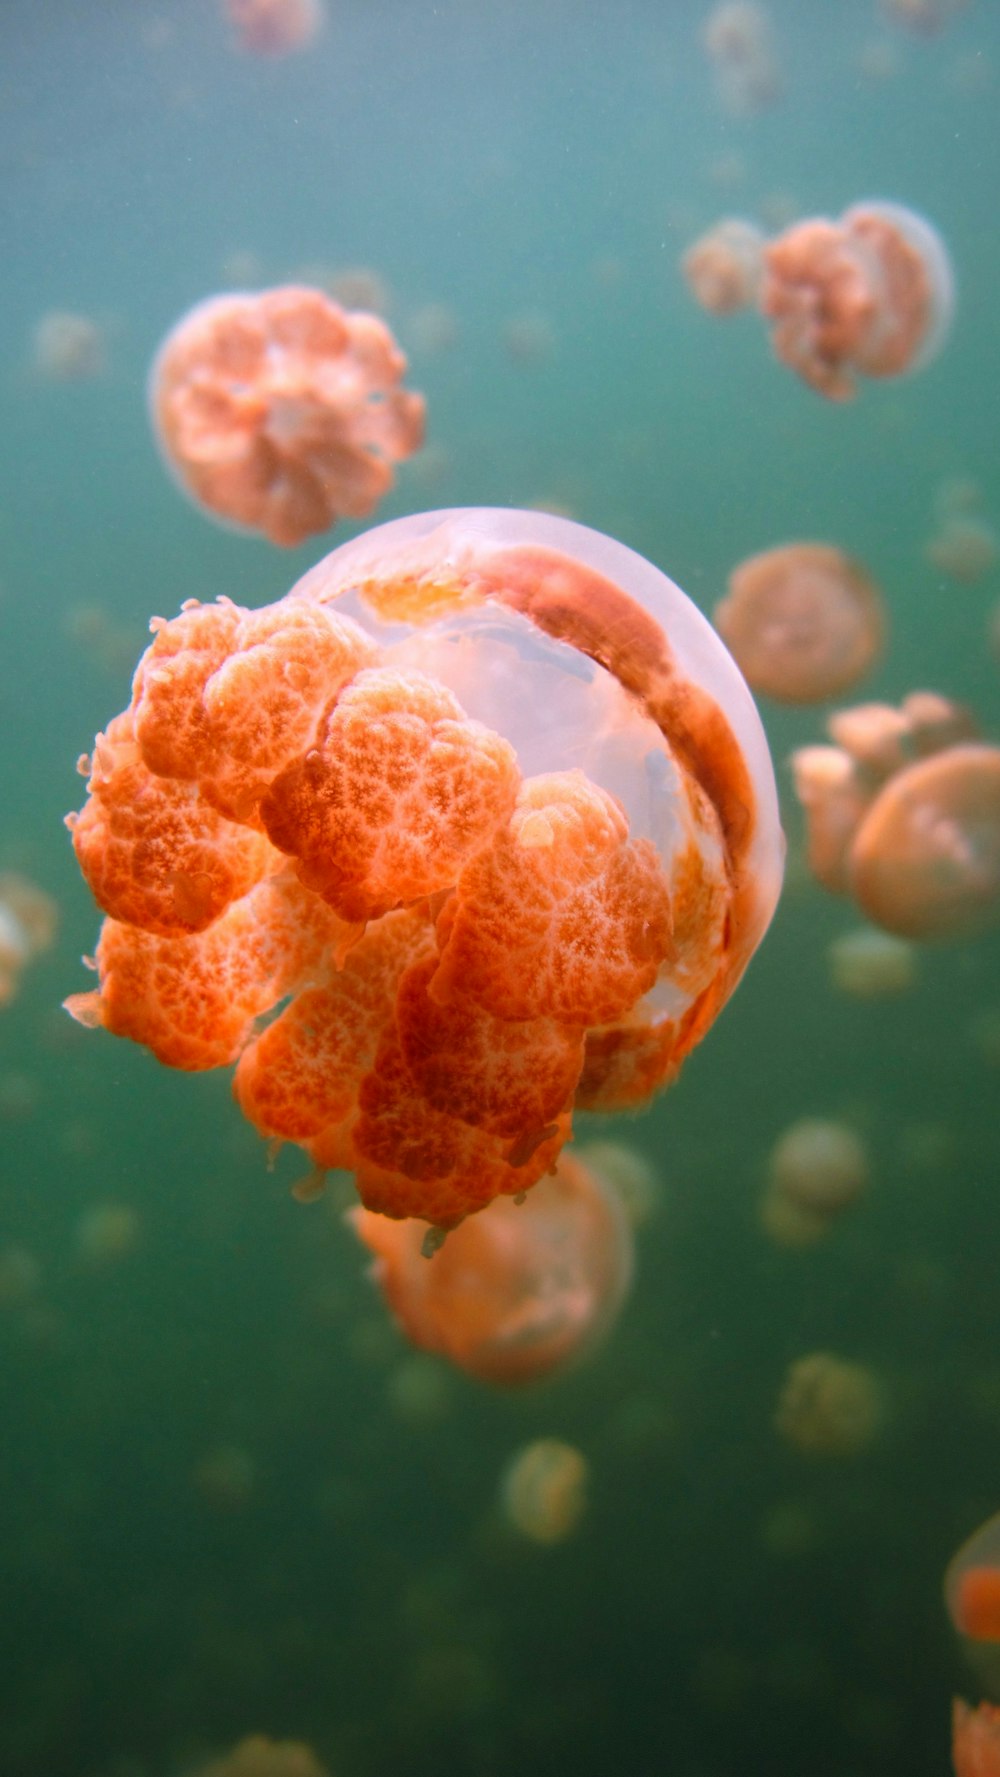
[684,200,955,401]
[65,507,783,1229]
[714,542,885,704]
[0,874,57,1006]
[792,693,1000,941]
[702,2,782,116]
[352,1148,634,1385]
[760,1118,869,1248]
[223,0,325,58]
[501,1437,588,1544]
[149,286,426,546]
[774,1351,882,1457]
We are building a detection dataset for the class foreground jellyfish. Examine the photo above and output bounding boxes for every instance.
[945,1513,1000,1706]
[224,0,325,57]
[501,1438,588,1544]
[65,508,783,1229]
[761,1118,869,1248]
[351,1149,634,1385]
[149,285,425,546]
[714,542,885,704]
[682,219,765,316]
[953,1700,1000,1777]
[760,201,954,400]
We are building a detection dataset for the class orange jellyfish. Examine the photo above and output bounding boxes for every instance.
[351,1149,634,1385]
[501,1437,588,1544]
[946,1515,1000,1709]
[850,745,1000,941]
[148,285,425,546]
[682,219,765,316]
[953,1699,1000,1777]
[66,508,784,1229]
[224,0,325,58]
[760,201,954,400]
[714,542,885,704]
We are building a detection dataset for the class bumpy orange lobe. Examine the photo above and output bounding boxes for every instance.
[954,1569,1000,1643]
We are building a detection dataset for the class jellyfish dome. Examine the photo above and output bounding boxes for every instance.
[66,508,783,1228]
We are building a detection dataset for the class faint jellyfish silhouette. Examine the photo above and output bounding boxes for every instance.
[196,1735,330,1777]
[351,1149,634,1386]
[66,507,783,1228]
[714,543,885,704]
[75,1202,140,1268]
[32,311,105,381]
[502,310,555,364]
[682,218,765,315]
[953,1699,1000,1777]
[926,515,998,584]
[194,1442,257,1509]
[760,1118,869,1248]
[828,926,917,997]
[882,0,967,33]
[774,1352,882,1456]
[760,201,954,399]
[148,285,425,545]
[501,1437,588,1543]
[850,745,1000,941]
[946,1514,1000,1706]
[324,265,391,315]
[0,874,57,1005]
[703,2,782,115]
[407,303,460,356]
[224,0,324,57]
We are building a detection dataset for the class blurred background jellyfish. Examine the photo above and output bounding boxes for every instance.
[223,0,325,59]
[774,1352,883,1457]
[702,2,782,116]
[926,515,998,584]
[760,1117,869,1248]
[682,218,765,316]
[953,1700,1000,1777]
[0,873,57,1006]
[31,309,105,381]
[827,926,917,998]
[500,1437,588,1545]
[882,0,968,34]
[350,1148,634,1386]
[148,286,426,546]
[195,1734,330,1777]
[714,542,885,704]
[759,201,955,400]
[946,1515,1000,1709]
[66,507,784,1229]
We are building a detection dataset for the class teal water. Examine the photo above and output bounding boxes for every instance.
[1,3,998,1773]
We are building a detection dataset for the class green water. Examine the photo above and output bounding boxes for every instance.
[1,3,998,1773]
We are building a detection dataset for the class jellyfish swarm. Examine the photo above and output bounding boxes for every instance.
[714,542,885,704]
[946,1514,1000,1705]
[351,1149,634,1385]
[792,693,1000,942]
[759,201,954,400]
[65,509,783,1229]
[149,286,425,547]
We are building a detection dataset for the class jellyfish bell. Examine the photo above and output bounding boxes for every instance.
[828,925,917,998]
[715,542,885,704]
[760,200,954,400]
[148,286,425,547]
[682,219,765,317]
[774,1351,882,1457]
[224,0,325,58]
[946,1515,1000,1705]
[849,744,1000,941]
[67,507,782,1229]
[501,1437,588,1544]
[350,1149,633,1386]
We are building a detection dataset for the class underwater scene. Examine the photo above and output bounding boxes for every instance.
[2,2,999,1774]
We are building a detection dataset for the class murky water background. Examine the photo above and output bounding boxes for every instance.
[1,3,998,1773]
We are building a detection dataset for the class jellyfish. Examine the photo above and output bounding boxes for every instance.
[196,1736,329,1777]
[828,926,917,998]
[953,1700,1000,1777]
[760,1118,869,1248]
[351,1148,634,1386]
[148,286,426,546]
[882,0,967,33]
[760,201,954,400]
[65,508,783,1228]
[946,1516,1000,1706]
[0,873,57,1005]
[850,745,1000,941]
[702,2,782,115]
[714,543,885,704]
[926,516,998,584]
[224,0,325,57]
[774,1352,882,1456]
[31,310,105,381]
[501,1437,588,1544]
[682,219,765,316]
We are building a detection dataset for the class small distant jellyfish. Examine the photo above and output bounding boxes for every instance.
[682,218,765,316]
[0,873,57,1005]
[926,516,998,584]
[75,1201,140,1267]
[828,926,917,998]
[850,745,1000,941]
[32,311,105,381]
[946,1514,1000,1707]
[714,543,885,704]
[761,1118,868,1247]
[194,1441,257,1510]
[760,201,955,400]
[774,1351,882,1456]
[351,1150,634,1386]
[953,1700,1000,1777]
[882,0,967,34]
[196,1735,330,1777]
[501,1437,588,1544]
[703,1,782,116]
[224,0,325,58]
[65,507,783,1230]
[501,311,555,365]
[148,285,426,546]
